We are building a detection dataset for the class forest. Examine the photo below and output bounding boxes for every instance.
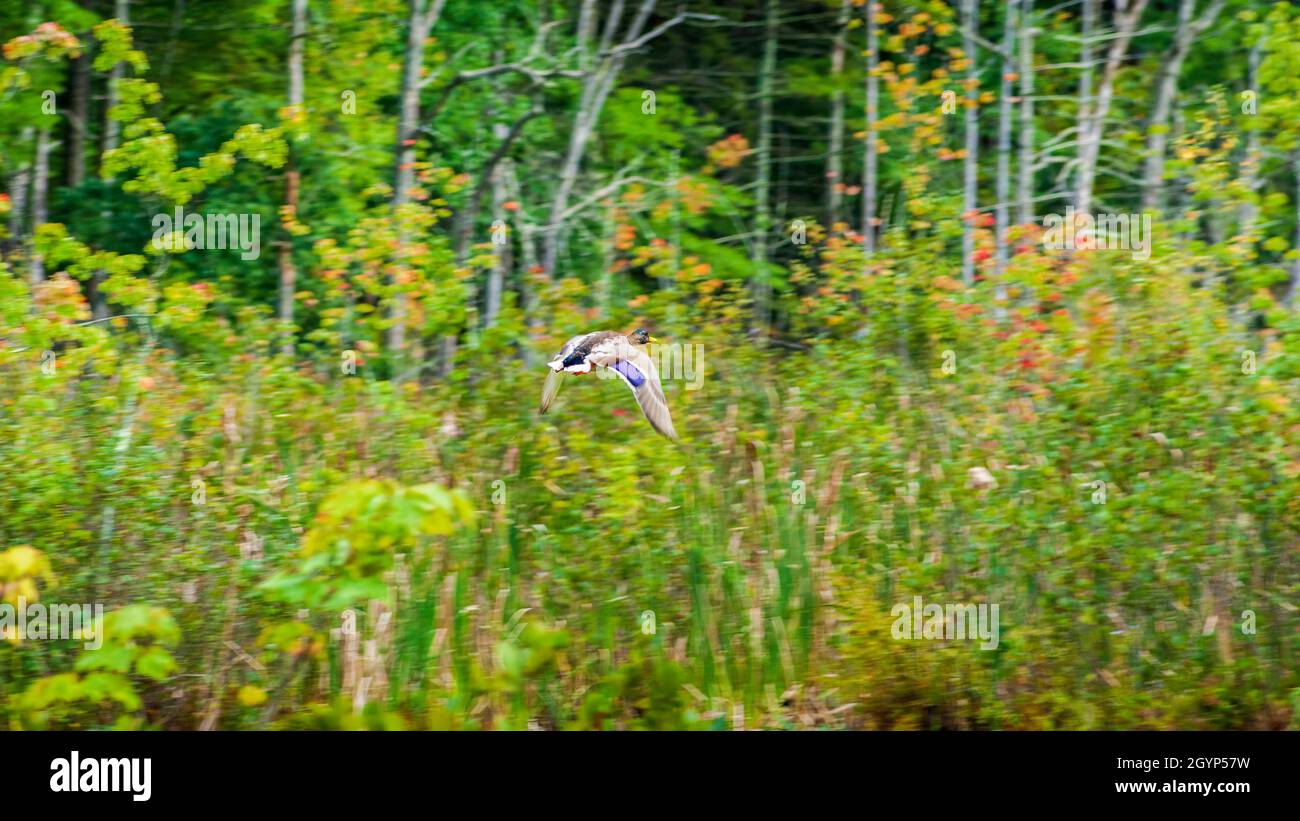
[0,0,1297,730]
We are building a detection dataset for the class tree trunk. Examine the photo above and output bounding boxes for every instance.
[68,45,104,313]
[64,49,89,189]
[4,127,33,259]
[1076,0,1093,175]
[102,0,130,163]
[751,0,777,330]
[1139,0,1224,213]
[30,127,51,285]
[452,61,500,267]
[599,200,616,317]
[1171,103,1189,242]
[160,0,188,79]
[390,0,448,362]
[505,161,538,354]
[995,0,1018,278]
[825,0,851,228]
[1240,35,1262,236]
[278,0,307,356]
[863,0,879,262]
[485,127,510,329]
[446,93,538,359]
[452,93,539,264]
[1072,0,1093,250]
[1289,153,1300,305]
[93,0,131,319]
[1075,0,1149,216]
[541,0,658,276]
[1017,0,1035,224]
[577,0,598,72]
[1290,153,1300,306]
[961,0,978,284]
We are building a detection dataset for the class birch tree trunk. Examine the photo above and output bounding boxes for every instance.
[599,200,615,317]
[825,0,851,228]
[29,127,51,285]
[1075,0,1149,216]
[1239,35,1262,236]
[94,0,131,319]
[452,95,539,264]
[102,0,130,162]
[5,127,32,259]
[1017,0,1035,224]
[541,0,658,276]
[278,0,307,356]
[485,130,510,329]
[504,159,540,366]
[453,56,500,266]
[751,0,777,329]
[961,0,978,284]
[577,0,597,72]
[389,0,447,361]
[995,0,1019,277]
[540,0,625,276]
[1076,0,1093,177]
[1139,0,1224,213]
[1290,153,1300,306]
[863,0,879,262]
[1171,103,1189,242]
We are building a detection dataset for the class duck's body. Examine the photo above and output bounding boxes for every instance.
[549,330,621,375]
[540,328,678,440]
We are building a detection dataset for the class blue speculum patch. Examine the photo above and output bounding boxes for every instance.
[612,359,646,387]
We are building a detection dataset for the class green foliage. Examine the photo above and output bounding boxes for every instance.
[261,479,475,609]
[282,697,409,731]
[574,650,719,731]
[16,606,180,730]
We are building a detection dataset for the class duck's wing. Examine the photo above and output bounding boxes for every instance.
[590,339,678,441]
[540,335,584,414]
[547,333,588,369]
[539,368,566,415]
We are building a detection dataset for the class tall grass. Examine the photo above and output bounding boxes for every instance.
[2,245,1298,729]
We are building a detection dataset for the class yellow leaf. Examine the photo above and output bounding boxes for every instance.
[237,685,268,707]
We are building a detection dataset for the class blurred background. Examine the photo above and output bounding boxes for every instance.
[1,0,1297,729]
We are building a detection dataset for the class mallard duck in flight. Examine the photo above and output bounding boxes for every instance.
[539,328,678,441]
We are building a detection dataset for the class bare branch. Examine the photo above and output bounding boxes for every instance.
[606,11,723,57]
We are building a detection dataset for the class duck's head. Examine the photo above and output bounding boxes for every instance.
[629,327,659,345]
